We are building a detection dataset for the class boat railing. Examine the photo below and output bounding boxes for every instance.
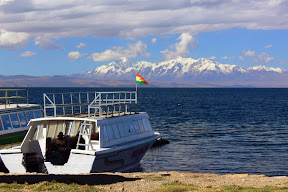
[0,89,29,108]
[43,91,137,117]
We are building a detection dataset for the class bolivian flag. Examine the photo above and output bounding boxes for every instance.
[136,73,148,85]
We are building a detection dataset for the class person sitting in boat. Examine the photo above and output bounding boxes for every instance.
[91,131,99,140]
[45,137,57,164]
[54,132,71,165]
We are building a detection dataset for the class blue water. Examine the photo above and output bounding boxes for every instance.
[27,88,288,176]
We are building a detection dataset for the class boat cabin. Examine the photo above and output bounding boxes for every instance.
[0,91,159,174]
[0,89,43,148]
[24,91,153,164]
[25,112,153,158]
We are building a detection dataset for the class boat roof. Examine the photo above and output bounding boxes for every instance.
[0,89,32,109]
[0,89,42,115]
[0,103,40,110]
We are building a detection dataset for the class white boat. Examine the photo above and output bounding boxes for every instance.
[0,89,43,149]
[0,91,160,174]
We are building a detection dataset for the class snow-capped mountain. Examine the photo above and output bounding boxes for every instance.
[247,65,285,73]
[72,57,287,83]
[1,57,287,87]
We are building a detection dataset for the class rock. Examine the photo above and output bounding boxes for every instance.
[151,137,170,148]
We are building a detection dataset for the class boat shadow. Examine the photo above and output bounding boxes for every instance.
[0,173,140,185]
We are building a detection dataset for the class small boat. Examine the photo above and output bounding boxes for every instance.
[0,91,160,174]
[0,89,43,149]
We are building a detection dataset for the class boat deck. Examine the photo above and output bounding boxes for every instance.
[0,89,32,110]
[53,111,137,120]
[0,104,40,110]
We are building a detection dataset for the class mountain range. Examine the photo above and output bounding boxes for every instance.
[1,57,288,87]
[71,57,288,87]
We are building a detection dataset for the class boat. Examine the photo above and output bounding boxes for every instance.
[0,91,160,174]
[0,89,43,149]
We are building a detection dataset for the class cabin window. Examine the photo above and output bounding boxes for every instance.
[2,115,12,130]
[133,121,140,134]
[34,110,42,118]
[0,117,3,130]
[18,112,28,127]
[10,114,20,128]
[106,125,115,140]
[112,124,120,139]
[118,123,126,138]
[138,120,145,133]
[26,111,35,121]
[103,126,109,141]
[122,122,131,136]
[147,119,152,131]
[142,119,149,132]
[128,121,136,135]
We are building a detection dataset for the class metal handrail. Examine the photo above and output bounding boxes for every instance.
[0,89,29,108]
[88,91,137,117]
[43,91,137,117]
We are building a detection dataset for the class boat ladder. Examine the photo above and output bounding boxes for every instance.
[76,122,93,150]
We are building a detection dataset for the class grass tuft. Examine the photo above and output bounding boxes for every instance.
[155,180,197,192]
[144,176,166,181]
[0,182,106,192]
[155,183,288,192]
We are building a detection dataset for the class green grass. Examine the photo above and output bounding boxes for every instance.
[206,185,288,192]
[0,182,23,191]
[1,180,288,192]
[0,182,107,192]
[155,182,288,192]
[143,176,166,181]
[155,180,198,192]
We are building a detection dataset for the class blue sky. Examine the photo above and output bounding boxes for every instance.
[0,0,287,76]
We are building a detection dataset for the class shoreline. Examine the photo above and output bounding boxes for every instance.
[0,172,287,191]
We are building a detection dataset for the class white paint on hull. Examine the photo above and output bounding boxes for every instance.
[0,149,26,173]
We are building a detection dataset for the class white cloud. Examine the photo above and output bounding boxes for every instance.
[76,42,86,49]
[0,0,13,6]
[242,50,274,63]
[0,1,287,41]
[264,44,272,48]
[161,33,198,60]
[91,41,150,62]
[221,56,234,59]
[67,51,85,60]
[20,51,36,57]
[34,36,63,50]
[243,50,256,57]
[258,52,274,63]
[239,56,244,61]
[151,38,157,43]
[0,30,29,50]
[206,56,216,60]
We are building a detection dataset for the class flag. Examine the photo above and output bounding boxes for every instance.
[136,73,148,85]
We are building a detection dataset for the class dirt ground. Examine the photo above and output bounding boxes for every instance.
[98,172,288,191]
[0,172,288,191]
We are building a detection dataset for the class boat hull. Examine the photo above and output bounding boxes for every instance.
[91,136,157,173]
[0,129,28,149]
[44,134,159,174]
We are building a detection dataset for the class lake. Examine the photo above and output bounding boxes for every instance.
[27,88,288,176]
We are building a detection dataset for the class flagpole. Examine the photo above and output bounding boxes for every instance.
[135,72,147,114]
[136,72,138,93]
[136,77,138,93]
[135,72,138,113]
